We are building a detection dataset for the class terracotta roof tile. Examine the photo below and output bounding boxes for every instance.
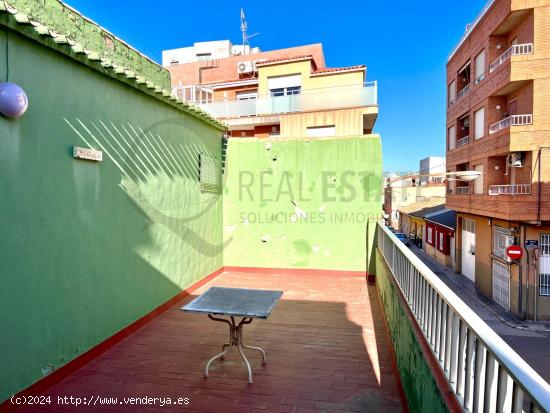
[254,55,313,66]
[313,65,366,74]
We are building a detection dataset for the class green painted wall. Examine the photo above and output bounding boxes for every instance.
[222,137,383,271]
[0,27,223,402]
[9,0,170,88]
[375,249,448,413]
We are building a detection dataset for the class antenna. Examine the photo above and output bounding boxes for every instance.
[240,8,259,54]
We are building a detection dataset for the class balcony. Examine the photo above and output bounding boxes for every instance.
[18,269,406,411]
[450,84,470,107]
[488,183,532,195]
[489,114,532,134]
[489,43,534,73]
[192,83,377,119]
[377,224,550,412]
[456,135,470,147]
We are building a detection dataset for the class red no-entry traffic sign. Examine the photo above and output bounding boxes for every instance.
[506,245,523,260]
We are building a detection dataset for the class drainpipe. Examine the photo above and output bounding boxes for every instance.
[517,225,526,319]
[522,223,530,319]
[537,148,542,225]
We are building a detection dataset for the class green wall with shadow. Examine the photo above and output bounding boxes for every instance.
[0,26,223,402]
[375,248,448,413]
[222,137,383,271]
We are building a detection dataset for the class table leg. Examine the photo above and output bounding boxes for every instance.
[205,315,265,384]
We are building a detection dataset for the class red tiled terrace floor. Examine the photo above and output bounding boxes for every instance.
[17,271,405,413]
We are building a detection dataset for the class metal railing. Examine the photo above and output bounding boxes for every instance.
[377,222,550,413]
[489,43,534,73]
[171,84,213,104]
[488,184,532,195]
[489,114,533,134]
[456,84,470,101]
[456,186,470,194]
[192,82,378,118]
[457,136,470,147]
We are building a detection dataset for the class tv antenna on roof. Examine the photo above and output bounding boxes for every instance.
[240,8,259,53]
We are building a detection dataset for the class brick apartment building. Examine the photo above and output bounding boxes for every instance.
[446,0,550,319]
[162,41,378,139]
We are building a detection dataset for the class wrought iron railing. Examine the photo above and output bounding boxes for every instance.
[377,222,550,413]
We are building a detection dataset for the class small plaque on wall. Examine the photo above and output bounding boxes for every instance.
[73,146,102,162]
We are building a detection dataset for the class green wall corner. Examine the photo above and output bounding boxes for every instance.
[222,137,383,271]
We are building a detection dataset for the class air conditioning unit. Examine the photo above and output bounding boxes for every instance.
[463,118,470,127]
[509,152,524,168]
[237,61,253,74]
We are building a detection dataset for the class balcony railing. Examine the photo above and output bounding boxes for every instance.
[488,184,532,195]
[456,136,470,147]
[489,114,533,134]
[377,223,550,413]
[189,82,378,119]
[456,186,470,194]
[456,84,470,101]
[489,43,534,73]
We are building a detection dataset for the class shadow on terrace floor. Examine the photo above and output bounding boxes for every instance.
[17,271,404,413]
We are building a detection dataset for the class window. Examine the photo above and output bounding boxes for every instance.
[475,50,485,83]
[540,234,550,296]
[427,226,433,245]
[448,125,456,150]
[448,80,456,104]
[493,226,511,259]
[439,231,444,251]
[236,90,258,101]
[267,74,301,96]
[463,218,475,234]
[474,107,485,139]
[270,86,301,97]
[307,125,335,138]
[196,53,211,61]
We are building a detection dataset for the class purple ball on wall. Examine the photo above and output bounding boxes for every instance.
[0,82,29,118]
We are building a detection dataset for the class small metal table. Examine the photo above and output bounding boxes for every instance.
[182,287,283,383]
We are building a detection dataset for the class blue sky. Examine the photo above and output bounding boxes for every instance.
[65,0,487,172]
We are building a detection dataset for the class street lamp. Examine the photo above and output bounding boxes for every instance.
[446,171,482,182]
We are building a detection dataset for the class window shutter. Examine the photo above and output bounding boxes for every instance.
[475,107,485,139]
[475,50,485,79]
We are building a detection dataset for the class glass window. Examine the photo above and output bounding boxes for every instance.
[474,107,485,140]
[448,125,456,150]
[270,86,301,97]
[448,80,456,104]
[493,226,511,259]
[475,50,485,83]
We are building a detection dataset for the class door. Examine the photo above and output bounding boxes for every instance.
[461,218,476,282]
[492,260,510,310]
